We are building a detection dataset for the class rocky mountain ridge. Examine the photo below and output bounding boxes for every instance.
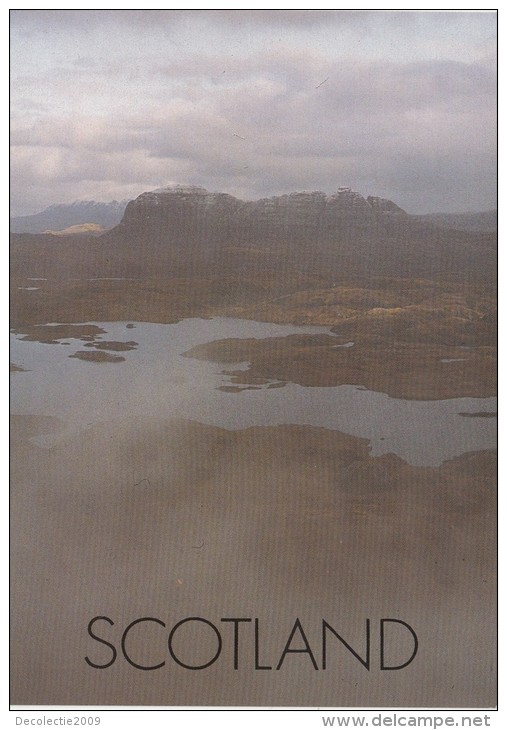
[120,185,407,229]
[114,185,413,253]
[102,184,494,280]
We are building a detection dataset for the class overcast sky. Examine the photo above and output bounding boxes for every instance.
[10,9,496,216]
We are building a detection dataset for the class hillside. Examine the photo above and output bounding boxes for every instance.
[414,210,497,233]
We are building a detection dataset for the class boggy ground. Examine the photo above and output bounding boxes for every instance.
[184,278,496,400]
[10,416,496,706]
[184,334,496,400]
[10,274,496,398]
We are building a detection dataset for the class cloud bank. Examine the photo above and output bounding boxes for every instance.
[10,10,496,215]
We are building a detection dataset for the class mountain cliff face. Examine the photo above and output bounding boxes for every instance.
[118,185,404,237]
[114,185,409,250]
[366,196,406,214]
[119,185,242,242]
[105,184,494,280]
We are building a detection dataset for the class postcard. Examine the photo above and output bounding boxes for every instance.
[10,9,497,708]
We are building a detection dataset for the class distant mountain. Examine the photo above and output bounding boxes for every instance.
[10,200,129,234]
[413,210,497,233]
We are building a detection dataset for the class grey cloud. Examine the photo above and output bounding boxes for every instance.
[11,9,489,33]
[310,60,496,118]
[72,56,97,68]
[9,9,380,32]
[10,11,496,215]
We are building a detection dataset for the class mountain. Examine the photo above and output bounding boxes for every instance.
[117,185,408,244]
[413,211,497,233]
[105,185,495,280]
[10,200,129,234]
[10,185,496,284]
